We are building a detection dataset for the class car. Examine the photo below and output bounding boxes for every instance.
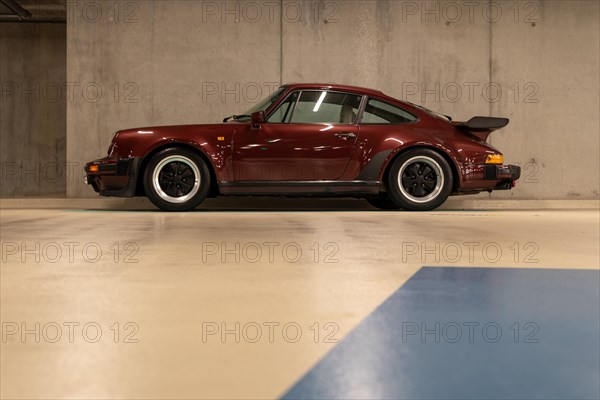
[84,83,520,211]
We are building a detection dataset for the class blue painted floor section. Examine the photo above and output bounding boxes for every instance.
[282,267,600,400]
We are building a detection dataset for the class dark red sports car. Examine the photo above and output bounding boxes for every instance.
[85,83,520,211]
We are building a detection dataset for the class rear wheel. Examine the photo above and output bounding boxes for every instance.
[143,148,211,211]
[387,149,453,211]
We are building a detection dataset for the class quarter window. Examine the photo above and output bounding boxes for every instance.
[360,98,417,124]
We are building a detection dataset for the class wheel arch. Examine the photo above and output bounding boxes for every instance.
[135,142,219,197]
[380,145,461,192]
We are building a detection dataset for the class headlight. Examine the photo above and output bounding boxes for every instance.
[485,154,504,164]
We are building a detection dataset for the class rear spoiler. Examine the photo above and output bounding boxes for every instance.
[453,116,509,141]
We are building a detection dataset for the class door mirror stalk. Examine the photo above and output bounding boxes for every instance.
[251,111,265,129]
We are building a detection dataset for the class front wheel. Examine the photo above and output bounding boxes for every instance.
[387,149,453,211]
[143,148,211,211]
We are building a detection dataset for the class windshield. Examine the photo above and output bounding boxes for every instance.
[242,87,286,116]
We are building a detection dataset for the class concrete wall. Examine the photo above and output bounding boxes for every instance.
[64,0,599,199]
[0,23,66,197]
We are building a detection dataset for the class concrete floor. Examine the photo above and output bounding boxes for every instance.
[1,200,599,399]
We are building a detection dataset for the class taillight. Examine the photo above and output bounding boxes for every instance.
[485,154,504,164]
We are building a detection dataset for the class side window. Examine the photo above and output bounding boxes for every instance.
[360,98,417,124]
[267,91,299,123]
[289,91,362,124]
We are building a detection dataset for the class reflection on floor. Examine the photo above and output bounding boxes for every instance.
[1,207,598,399]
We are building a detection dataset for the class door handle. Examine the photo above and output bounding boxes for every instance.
[334,132,357,139]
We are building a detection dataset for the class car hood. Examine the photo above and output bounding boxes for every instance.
[117,123,231,134]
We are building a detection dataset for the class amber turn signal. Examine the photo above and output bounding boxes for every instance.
[485,154,504,164]
[89,164,99,172]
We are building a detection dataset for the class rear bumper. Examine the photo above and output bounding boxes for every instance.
[84,157,142,197]
[484,164,521,190]
[483,164,521,181]
[457,164,521,192]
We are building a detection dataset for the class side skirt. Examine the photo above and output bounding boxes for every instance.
[218,181,382,197]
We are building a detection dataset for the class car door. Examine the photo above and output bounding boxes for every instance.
[233,90,362,181]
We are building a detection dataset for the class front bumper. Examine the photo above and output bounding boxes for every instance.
[84,157,142,197]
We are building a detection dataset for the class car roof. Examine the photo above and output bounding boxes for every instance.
[281,83,387,98]
[277,83,452,122]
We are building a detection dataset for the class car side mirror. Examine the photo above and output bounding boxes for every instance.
[251,111,265,129]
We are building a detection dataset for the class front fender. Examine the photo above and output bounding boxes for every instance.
[115,125,235,181]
